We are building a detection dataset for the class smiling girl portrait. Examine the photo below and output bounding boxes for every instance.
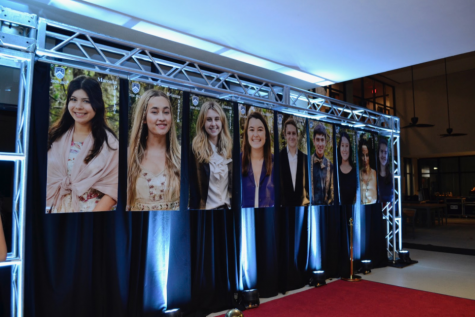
[46,71,119,213]
[127,88,182,211]
[239,106,275,208]
[189,97,233,210]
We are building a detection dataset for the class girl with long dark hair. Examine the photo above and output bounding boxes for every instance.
[377,136,394,202]
[46,75,119,213]
[241,111,274,208]
[338,131,357,204]
[358,135,377,205]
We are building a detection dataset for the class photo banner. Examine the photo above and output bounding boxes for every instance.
[377,134,394,203]
[336,126,357,205]
[46,64,120,213]
[189,95,234,210]
[277,113,309,207]
[357,131,378,205]
[127,81,183,211]
[239,104,275,208]
[308,120,334,206]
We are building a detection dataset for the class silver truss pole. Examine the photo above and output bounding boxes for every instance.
[0,5,37,317]
[16,53,34,318]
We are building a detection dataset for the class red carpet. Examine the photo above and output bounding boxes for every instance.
[236,280,475,316]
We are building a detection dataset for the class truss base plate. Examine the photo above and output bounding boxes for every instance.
[387,259,418,268]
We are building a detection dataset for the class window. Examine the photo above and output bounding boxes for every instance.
[352,77,396,115]
[418,155,475,198]
[404,158,414,196]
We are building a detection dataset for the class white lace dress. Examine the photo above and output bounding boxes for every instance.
[131,167,180,211]
[51,141,104,213]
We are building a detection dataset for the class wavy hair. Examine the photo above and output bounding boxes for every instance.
[242,111,272,176]
[358,135,372,170]
[378,137,392,182]
[127,89,181,208]
[192,101,233,163]
[47,75,117,163]
[337,131,354,168]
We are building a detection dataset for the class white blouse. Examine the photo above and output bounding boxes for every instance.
[132,167,179,211]
[206,142,232,209]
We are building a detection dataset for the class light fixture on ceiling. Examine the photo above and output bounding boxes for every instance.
[50,0,335,86]
[402,66,434,129]
[440,58,467,138]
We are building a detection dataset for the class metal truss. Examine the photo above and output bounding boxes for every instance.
[384,133,403,262]
[0,6,36,317]
[36,18,399,133]
[1,8,404,316]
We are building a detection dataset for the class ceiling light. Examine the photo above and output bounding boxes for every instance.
[278,68,324,83]
[315,80,335,86]
[220,50,283,71]
[132,21,224,53]
[49,0,130,26]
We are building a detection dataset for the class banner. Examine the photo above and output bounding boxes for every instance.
[46,65,119,213]
[377,134,394,202]
[308,120,334,206]
[277,113,309,207]
[357,131,378,205]
[127,81,183,211]
[239,104,275,208]
[336,126,357,205]
[189,95,234,210]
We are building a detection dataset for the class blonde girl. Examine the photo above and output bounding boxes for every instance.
[190,100,233,210]
[127,89,181,211]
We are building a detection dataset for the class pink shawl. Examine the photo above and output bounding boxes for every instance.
[46,128,119,212]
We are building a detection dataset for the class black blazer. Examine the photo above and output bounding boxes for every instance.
[189,150,232,209]
[279,148,310,207]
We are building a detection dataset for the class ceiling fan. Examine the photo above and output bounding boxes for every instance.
[440,58,467,138]
[402,66,435,129]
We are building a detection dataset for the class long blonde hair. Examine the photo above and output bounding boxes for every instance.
[192,100,232,163]
[127,89,181,209]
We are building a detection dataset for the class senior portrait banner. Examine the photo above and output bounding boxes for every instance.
[189,95,234,210]
[308,120,334,206]
[336,126,357,205]
[127,81,183,211]
[239,104,275,208]
[377,134,394,203]
[357,131,378,205]
[277,113,309,207]
[46,64,120,213]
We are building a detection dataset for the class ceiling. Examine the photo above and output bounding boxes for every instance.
[3,0,475,89]
[377,51,475,84]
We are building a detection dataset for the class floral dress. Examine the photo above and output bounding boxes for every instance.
[131,167,180,211]
[52,141,104,213]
